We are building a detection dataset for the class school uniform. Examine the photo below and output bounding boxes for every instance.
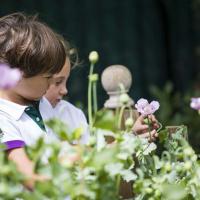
[0,97,58,150]
[52,100,89,144]
[0,98,89,150]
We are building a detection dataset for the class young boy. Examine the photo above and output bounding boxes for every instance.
[0,12,67,188]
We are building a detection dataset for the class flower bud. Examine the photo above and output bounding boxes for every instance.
[119,93,129,104]
[155,189,161,197]
[143,118,149,124]
[0,183,8,194]
[125,118,134,128]
[164,162,171,172]
[89,135,96,146]
[191,154,197,162]
[183,147,194,157]
[89,74,99,82]
[89,51,99,64]
[1,166,11,175]
[145,187,153,194]
[184,161,192,170]
[175,165,182,173]
[148,197,154,200]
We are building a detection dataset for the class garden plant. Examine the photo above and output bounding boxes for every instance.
[0,53,200,200]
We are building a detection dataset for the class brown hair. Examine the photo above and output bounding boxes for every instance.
[56,34,80,69]
[0,12,67,77]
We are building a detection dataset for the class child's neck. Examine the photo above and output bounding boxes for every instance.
[0,90,34,105]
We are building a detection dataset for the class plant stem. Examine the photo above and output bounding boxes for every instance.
[118,105,126,130]
[88,63,94,132]
[116,174,121,196]
[93,81,98,114]
[147,116,152,141]
[157,122,163,133]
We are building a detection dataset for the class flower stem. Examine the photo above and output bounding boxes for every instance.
[88,63,94,132]
[116,174,121,196]
[118,105,126,130]
[93,81,98,114]
[147,116,152,141]
[157,122,163,133]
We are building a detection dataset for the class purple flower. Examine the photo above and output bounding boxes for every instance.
[0,64,21,89]
[135,98,160,116]
[190,97,200,110]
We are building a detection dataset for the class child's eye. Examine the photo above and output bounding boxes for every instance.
[55,81,62,86]
[43,74,53,79]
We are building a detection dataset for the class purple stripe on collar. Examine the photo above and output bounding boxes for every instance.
[4,140,25,150]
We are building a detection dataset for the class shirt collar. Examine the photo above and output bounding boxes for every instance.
[0,98,30,120]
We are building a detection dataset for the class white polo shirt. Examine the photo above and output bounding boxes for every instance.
[53,100,89,144]
[0,97,58,150]
[0,97,89,150]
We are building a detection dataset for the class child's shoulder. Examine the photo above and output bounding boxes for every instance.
[39,97,55,120]
[0,98,27,120]
[55,100,83,114]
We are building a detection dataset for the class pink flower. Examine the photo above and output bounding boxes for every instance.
[0,64,21,89]
[190,97,200,110]
[135,98,160,116]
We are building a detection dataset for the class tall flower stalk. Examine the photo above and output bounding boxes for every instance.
[117,84,132,130]
[88,51,99,132]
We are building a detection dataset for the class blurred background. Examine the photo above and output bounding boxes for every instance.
[1,0,200,151]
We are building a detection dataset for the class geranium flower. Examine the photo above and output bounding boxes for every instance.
[135,98,160,116]
[190,97,200,111]
[0,64,21,89]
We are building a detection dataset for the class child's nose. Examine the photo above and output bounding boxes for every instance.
[60,86,68,96]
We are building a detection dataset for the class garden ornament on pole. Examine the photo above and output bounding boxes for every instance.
[101,64,137,199]
[101,64,139,125]
[101,64,133,108]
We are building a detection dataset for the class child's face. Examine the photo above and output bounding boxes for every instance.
[45,58,71,107]
[14,73,54,102]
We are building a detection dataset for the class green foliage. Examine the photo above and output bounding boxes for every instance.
[1,61,200,199]
[134,127,200,200]
[149,82,200,153]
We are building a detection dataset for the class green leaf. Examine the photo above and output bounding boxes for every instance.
[45,118,70,141]
[71,127,84,140]
[93,109,117,131]
[121,170,137,182]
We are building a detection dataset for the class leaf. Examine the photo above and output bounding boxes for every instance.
[121,170,137,182]
[158,129,169,143]
[45,118,70,141]
[96,129,107,151]
[105,163,123,177]
[93,109,117,131]
[71,127,84,141]
[143,142,157,155]
[153,155,163,169]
